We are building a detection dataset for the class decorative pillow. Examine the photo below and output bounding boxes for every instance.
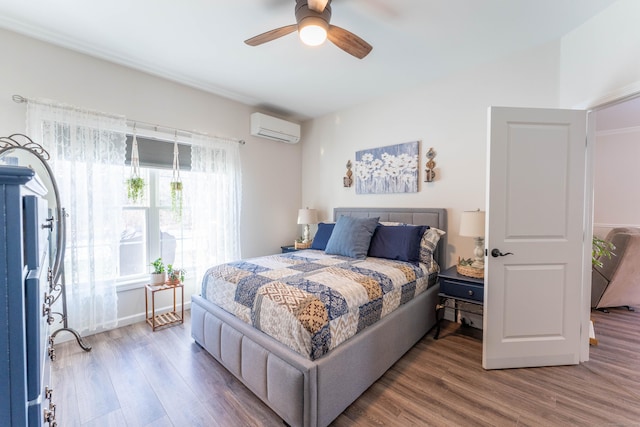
[310,222,335,250]
[368,225,427,262]
[419,227,446,273]
[324,216,380,259]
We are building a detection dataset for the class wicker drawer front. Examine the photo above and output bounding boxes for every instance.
[440,279,484,303]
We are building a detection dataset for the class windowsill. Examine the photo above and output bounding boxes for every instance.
[116,276,194,293]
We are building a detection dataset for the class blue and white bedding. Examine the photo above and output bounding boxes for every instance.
[201,250,437,360]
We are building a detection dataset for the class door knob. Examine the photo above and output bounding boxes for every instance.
[491,248,513,257]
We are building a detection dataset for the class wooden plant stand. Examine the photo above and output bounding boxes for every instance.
[145,282,184,331]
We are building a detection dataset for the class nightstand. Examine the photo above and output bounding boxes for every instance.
[434,265,484,339]
[281,245,299,253]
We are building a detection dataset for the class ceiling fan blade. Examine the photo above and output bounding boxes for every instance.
[327,25,372,59]
[244,24,298,46]
[308,0,329,13]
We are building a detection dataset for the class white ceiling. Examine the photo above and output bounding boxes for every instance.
[0,0,618,121]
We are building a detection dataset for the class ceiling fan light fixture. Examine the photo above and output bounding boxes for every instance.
[246,0,372,59]
[299,17,328,46]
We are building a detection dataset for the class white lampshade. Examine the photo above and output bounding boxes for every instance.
[459,209,485,237]
[297,208,318,225]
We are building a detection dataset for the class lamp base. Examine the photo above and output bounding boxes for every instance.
[302,224,311,243]
[473,236,484,264]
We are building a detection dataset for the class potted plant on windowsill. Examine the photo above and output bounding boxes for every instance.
[150,257,166,285]
[167,264,185,285]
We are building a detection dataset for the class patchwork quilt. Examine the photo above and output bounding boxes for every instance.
[201,249,436,360]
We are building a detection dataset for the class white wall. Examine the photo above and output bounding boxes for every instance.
[593,127,640,237]
[301,40,562,267]
[559,0,640,108]
[558,0,640,235]
[0,28,303,329]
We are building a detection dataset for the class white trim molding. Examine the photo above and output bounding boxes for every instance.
[575,80,640,111]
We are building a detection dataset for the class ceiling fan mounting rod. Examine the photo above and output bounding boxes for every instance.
[304,0,331,14]
[295,0,332,27]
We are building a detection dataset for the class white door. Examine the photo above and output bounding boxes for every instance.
[483,106,588,370]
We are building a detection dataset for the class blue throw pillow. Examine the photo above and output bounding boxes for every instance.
[324,216,379,259]
[368,225,428,262]
[311,222,335,250]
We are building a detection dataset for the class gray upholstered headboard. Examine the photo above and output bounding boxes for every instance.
[333,207,448,268]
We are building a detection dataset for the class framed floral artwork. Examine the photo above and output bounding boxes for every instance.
[355,141,419,194]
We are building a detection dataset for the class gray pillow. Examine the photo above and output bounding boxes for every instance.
[325,216,379,259]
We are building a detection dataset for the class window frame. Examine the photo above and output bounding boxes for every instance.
[116,167,192,291]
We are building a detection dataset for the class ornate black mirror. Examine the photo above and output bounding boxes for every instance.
[0,133,90,352]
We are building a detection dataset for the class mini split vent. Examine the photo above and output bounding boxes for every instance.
[250,112,301,144]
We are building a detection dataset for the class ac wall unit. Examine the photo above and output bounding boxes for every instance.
[250,112,300,144]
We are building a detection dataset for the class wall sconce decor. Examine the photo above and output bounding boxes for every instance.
[343,160,353,187]
[424,147,436,182]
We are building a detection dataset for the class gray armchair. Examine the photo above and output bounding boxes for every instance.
[591,227,640,310]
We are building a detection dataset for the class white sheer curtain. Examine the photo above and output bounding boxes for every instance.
[27,99,126,333]
[188,134,242,282]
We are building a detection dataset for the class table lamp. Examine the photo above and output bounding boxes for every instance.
[297,208,318,243]
[459,209,486,269]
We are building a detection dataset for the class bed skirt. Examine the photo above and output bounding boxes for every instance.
[191,282,439,427]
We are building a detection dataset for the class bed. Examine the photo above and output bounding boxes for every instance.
[191,207,448,427]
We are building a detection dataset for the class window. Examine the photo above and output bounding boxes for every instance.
[118,132,242,288]
[119,167,195,282]
[119,135,194,284]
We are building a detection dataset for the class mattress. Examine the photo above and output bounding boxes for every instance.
[201,249,437,360]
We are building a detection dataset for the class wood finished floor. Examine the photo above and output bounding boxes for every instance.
[52,308,640,426]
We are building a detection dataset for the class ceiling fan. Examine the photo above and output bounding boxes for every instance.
[245,0,373,59]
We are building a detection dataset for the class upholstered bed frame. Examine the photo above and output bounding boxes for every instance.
[191,207,448,427]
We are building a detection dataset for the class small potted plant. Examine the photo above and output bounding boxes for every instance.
[170,139,183,220]
[170,180,183,220]
[127,132,145,203]
[167,264,185,285]
[150,257,166,285]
